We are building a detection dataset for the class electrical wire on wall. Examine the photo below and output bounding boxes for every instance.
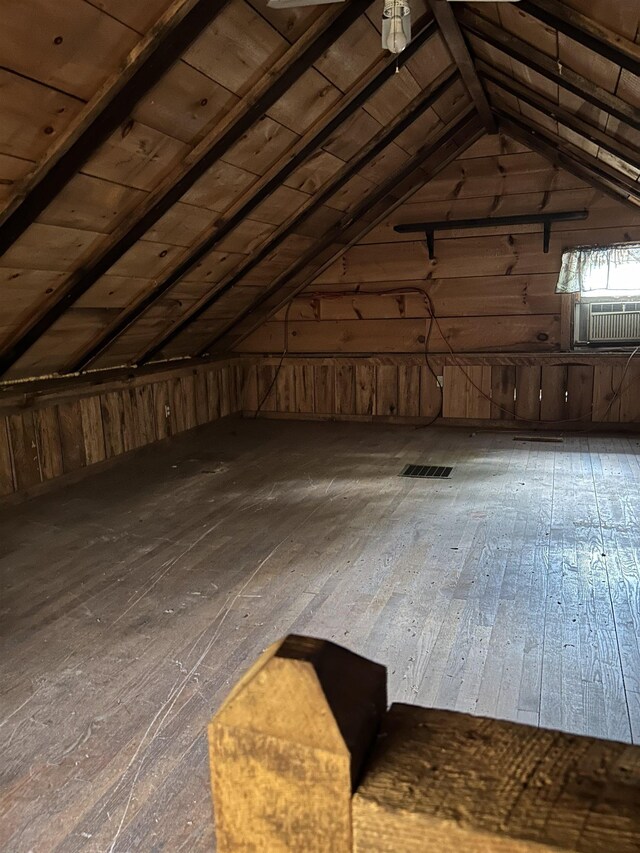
[254,301,292,418]
[253,287,640,426]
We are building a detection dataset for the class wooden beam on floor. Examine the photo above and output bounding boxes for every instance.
[478,62,640,169]
[135,69,459,366]
[457,7,640,132]
[209,635,386,853]
[203,110,484,354]
[517,0,640,75]
[498,113,640,212]
[428,0,496,134]
[0,0,232,255]
[0,0,373,380]
[69,19,443,372]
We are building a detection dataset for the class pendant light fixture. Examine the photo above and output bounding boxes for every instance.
[382,0,411,54]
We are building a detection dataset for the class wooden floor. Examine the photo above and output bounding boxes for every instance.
[1,418,640,851]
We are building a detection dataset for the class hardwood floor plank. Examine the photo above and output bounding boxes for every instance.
[0,420,637,849]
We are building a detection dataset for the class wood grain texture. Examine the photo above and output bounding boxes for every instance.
[209,635,386,852]
[353,704,640,852]
[2,420,640,850]
[0,358,247,499]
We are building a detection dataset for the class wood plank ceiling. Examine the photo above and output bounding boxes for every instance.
[0,0,638,382]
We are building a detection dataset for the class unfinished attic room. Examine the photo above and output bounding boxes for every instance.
[3,0,640,848]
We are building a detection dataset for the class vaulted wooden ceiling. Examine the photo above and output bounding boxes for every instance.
[0,0,638,382]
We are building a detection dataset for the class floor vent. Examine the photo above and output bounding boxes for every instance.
[400,464,452,479]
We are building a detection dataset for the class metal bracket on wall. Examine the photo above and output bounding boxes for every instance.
[394,210,589,260]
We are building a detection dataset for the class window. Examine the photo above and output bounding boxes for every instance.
[561,243,640,347]
[556,242,640,298]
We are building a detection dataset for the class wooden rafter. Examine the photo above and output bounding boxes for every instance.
[429,0,496,134]
[135,71,460,366]
[495,106,640,199]
[0,0,373,380]
[497,112,640,211]
[479,63,640,168]
[0,0,232,255]
[69,18,443,372]
[202,111,484,355]
[517,0,640,75]
[457,7,640,132]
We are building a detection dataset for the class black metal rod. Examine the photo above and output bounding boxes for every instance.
[394,211,589,233]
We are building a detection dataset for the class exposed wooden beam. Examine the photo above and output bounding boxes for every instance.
[457,7,640,132]
[0,0,373,380]
[202,111,484,355]
[497,112,640,212]
[0,0,232,255]
[134,70,460,366]
[495,105,640,199]
[517,0,640,75]
[429,0,496,134]
[478,62,640,168]
[70,18,443,372]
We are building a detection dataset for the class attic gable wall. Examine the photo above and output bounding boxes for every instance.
[236,133,640,356]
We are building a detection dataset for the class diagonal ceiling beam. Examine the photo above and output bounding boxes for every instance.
[457,6,640,132]
[0,0,232,254]
[69,17,443,372]
[479,62,639,168]
[201,110,484,355]
[517,0,640,75]
[429,0,496,133]
[134,71,460,366]
[497,111,640,212]
[494,105,640,199]
[0,0,373,380]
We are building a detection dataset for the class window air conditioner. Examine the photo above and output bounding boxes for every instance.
[584,302,640,344]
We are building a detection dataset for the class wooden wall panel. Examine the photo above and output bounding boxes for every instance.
[490,365,516,420]
[33,407,63,480]
[80,396,106,464]
[540,365,567,422]
[242,355,640,431]
[375,366,398,416]
[335,364,355,415]
[101,391,126,457]
[239,136,640,366]
[295,364,315,413]
[397,365,420,417]
[238,315,561,354]
[0,359,246,500]
[514,366,541,421]
[7,412,41,490]
[314,365,335,414]
[0,418,15,495]
[566,365,594,422]
[355,363,375,416]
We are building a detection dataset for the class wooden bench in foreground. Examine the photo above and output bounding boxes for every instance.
[209,635,640,852]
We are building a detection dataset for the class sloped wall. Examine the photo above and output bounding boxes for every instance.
[236,135,640,356]
[0,359,248,501]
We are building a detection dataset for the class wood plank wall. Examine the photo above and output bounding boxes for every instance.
[242,355,640,429]
[0,358,246,500]
[236,136,640,356]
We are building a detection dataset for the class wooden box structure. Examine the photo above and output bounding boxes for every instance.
[209,636,640,852]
